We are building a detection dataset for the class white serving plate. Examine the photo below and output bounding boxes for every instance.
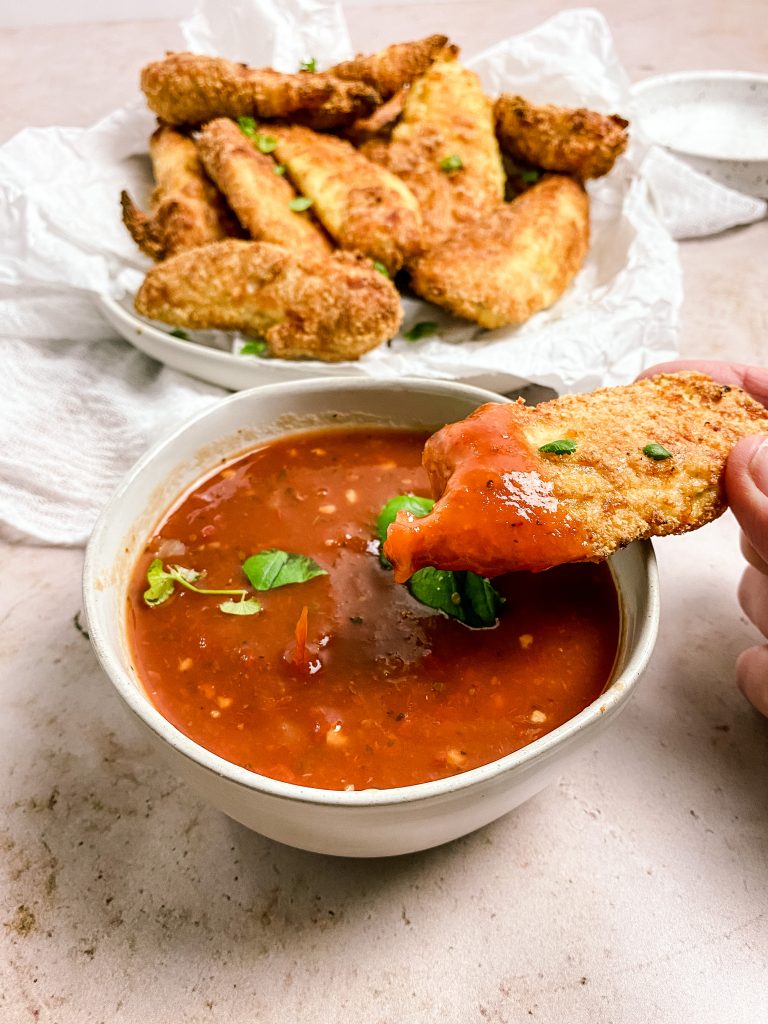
[83,377,659,857]
[632,71,768,197]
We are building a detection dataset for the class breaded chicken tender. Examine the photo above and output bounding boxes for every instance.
[494,94,629,180]
[196,119,330,259]
[408,175,589,328]
[384,373,768,581]
[120,124,236,261]
[269,124,421,274]
[330,34,452,98]
[134,239,402,361]
[369,55,504,248]
[141,53,379,131]
[345,87,409,145]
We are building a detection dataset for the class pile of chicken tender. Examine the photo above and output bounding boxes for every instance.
[122,36,629,362]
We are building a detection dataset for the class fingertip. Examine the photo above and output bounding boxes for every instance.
[736,645,768,718]
[725,435,768,567]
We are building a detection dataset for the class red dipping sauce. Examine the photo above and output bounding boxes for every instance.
[127,428,620,790]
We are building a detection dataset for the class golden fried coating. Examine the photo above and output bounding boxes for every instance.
[494,94,629,180]
[140,53,380,131]
[196,118,331,259]
[408,175,589,329]
[384,373,768,581]
[134,239,402,361]
[369,55,504,248]
[269,124,421,274]
[345,87,409,145]
[120,124,236,261]
[329,34,452,98]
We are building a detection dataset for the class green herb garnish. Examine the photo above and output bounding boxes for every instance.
[169,328,189,340]
[218,598,262,616]
[377,494,435,567]
[519,168,541,184]
[143,559,256,612]
[409,567,503,628]
[255,133,278,154]
[300,57,317,72]
[538,439,578,455]
[237,116,257,138]
[242,550,327,591]
[439,154,464,173]
[373,261,390,278]
[643,443,673,461]
[289,196,313,212]
[273,163,286,176]
[376,496,503,627]
[240,339,268,356]
[403,321,439,342]
[237,119,278,154]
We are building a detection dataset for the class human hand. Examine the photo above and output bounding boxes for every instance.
[640,360,768,716]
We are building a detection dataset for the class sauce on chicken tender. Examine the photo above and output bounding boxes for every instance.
[384,373,768,580]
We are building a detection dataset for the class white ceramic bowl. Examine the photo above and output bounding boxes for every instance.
[632,71,768,197]
[83,378,659,857]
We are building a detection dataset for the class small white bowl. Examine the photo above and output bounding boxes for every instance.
[632,71,768,197]
[83,378,659,857]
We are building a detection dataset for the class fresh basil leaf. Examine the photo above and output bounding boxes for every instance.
[373,261,389,278]
[538,438,577,455]
[403,321,439,342]
[219,598,262,616]
[240,339,268,356]
[300,57,317,72]
[439,154,463,173]
[169,328,189,340]
[409,567,503,628]
[374,495,502,627]
[144,558,175,606]
[409,566,463,619]
[461,571,504,627]
[242,550,327,591]
[237,116,257,138]
[377,494,434,567]
[643,443,672,461]
[289,196,313,212]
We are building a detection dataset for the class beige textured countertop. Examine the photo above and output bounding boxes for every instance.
[1,4,766,1022]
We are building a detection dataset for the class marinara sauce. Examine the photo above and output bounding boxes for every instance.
[127,428,620,791]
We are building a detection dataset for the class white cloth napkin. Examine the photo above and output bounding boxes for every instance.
[0,4,764,547]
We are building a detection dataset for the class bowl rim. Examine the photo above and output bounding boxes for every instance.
[631,70,768,163]
[83,376,660,809]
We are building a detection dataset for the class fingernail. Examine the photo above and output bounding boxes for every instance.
[749,438,768,494]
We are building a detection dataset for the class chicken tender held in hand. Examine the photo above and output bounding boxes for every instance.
[270,124,421,274]
[371,55,504,248]
[330,34,452,98]
[384,373,768,581]
[141,52,379,130]
[134,239,402,361]
[197,118,330,259]
[409,175,589,329]
[121,124,236,261]
[494,94,629,180]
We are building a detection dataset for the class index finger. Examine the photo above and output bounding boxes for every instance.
[638,360,768,408]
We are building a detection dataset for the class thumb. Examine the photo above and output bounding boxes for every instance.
[725,435,768,566]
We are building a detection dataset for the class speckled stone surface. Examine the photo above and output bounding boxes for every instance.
[1,4,767,1022]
